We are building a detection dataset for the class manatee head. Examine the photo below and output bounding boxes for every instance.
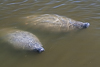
[73,22,90,29]
[82,22,90,28]
[33,43,45,53]
[35,47,45,53]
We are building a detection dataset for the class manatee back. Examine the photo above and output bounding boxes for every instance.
[25,14,72,32]
[1,29,42,51]
[25,14,85,32]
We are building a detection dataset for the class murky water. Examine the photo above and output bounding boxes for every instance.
[0,0,100,67]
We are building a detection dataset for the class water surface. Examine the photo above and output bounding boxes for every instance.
[0,0,100,67]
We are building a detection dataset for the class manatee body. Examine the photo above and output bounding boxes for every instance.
[24,14,90,32]
[1,28,44,53]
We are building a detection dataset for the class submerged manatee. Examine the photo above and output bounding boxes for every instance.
[0,28,44,53]
[24,14,90,32]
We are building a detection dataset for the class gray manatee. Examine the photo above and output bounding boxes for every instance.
[24,14,90,32]
[0,28,44,53]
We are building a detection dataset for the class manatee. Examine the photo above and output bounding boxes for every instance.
[24,14,90,32]
[0,28,44,53]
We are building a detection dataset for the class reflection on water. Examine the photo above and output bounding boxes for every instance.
[0,0,100,67]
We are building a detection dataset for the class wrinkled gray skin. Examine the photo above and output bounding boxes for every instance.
[25,14,90,32]
[1,28,44,53]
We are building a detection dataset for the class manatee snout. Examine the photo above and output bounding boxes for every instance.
[34,47,45,53]
[83,22,90,28]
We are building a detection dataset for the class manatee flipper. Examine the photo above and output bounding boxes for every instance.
[0,28,44,53]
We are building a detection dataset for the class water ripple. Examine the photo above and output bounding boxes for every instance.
[6,0,28,5]
[45,0,61,5]
[53,4,65,8]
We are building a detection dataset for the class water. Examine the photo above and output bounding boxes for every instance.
[0,0,100,67]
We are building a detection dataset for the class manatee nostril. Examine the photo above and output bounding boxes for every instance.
[83,23,90,28]
[37,49,44,53]
[36,48,45,53]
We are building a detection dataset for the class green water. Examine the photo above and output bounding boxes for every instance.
[0,0,100,67]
